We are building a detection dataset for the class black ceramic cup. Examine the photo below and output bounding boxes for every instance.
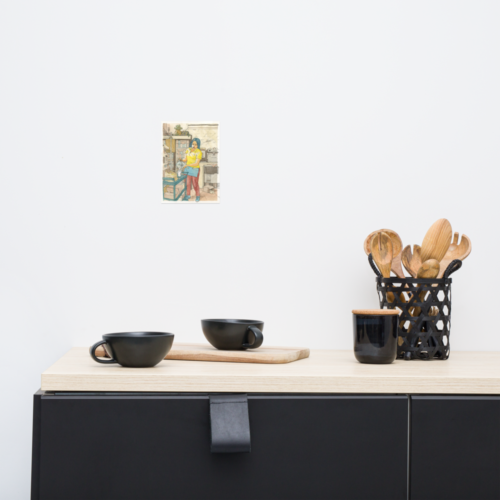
[201,319,264,350]
[89,332,175,367]
[352,310,399,364]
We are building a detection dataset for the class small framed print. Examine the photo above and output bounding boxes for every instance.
[162,122,219,204]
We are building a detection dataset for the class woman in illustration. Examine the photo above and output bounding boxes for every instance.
[181,138,202,202]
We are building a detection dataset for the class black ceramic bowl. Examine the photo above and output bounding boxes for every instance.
[201,319,264,350]
[90,332,175,367]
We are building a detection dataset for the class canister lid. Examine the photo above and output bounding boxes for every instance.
[352,309,400,315]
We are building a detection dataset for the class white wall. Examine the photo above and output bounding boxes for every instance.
[1,1,499,497]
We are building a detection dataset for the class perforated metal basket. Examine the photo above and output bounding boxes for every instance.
[369,256,462,360]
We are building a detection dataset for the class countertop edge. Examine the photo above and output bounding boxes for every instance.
[41,373,500,395]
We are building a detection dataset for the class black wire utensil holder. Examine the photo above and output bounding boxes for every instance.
[369,255,462,360]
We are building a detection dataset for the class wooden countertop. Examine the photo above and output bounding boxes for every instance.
[41,347,500,394]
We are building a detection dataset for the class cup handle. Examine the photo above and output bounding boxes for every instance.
[89,340,118,364]
[242,325,264,349]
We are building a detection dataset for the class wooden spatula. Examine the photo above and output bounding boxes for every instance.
[421,219,452,263]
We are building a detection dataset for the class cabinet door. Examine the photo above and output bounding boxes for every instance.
[33,394,408,500]
[410,396,500,500]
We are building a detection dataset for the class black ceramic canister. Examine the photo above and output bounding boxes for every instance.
[352,309,400,364]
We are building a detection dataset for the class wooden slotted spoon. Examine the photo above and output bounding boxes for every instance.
[370,232,393,278]
[437,233,472,278]
[364,229,405,278]
[370,231,399,303]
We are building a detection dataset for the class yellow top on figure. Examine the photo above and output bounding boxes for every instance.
[185,147,202,168]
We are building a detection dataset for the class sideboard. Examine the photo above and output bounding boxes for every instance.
[31,349,500,500]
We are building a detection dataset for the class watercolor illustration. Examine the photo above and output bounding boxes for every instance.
[162,123,219,203]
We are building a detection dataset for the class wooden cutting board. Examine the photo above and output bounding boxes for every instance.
[95,342,310,364]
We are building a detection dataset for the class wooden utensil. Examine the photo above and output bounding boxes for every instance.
[411,259,441,317]
[401,244,422,278]
[417,259,440,279]
[437,233,472,278]
[421,219,453,263]
[369,232,409,305]
[371,232,397,303]
[399,244,422,308]
[364,229,405,278]
[370,232,393,278]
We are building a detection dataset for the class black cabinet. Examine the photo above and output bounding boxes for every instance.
[31,393,408,500]
[410,396,500,500]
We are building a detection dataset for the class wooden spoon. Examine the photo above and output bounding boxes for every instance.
[417,259,440,279]
[364,229,404,278]
[401,245,422,278]
[421,219,453,263]
[370,231,393,278]
[437,233,472,278]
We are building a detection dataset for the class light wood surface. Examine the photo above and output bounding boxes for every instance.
[421,218,453,263]
[41,348,500,394]
[402,244,422,278]
[364,229,405,278]
[438,232,472,278]
[352,309,400,315]
[95,343,309,364]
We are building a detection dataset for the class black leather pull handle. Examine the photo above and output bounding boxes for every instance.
[209,394,251,453]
